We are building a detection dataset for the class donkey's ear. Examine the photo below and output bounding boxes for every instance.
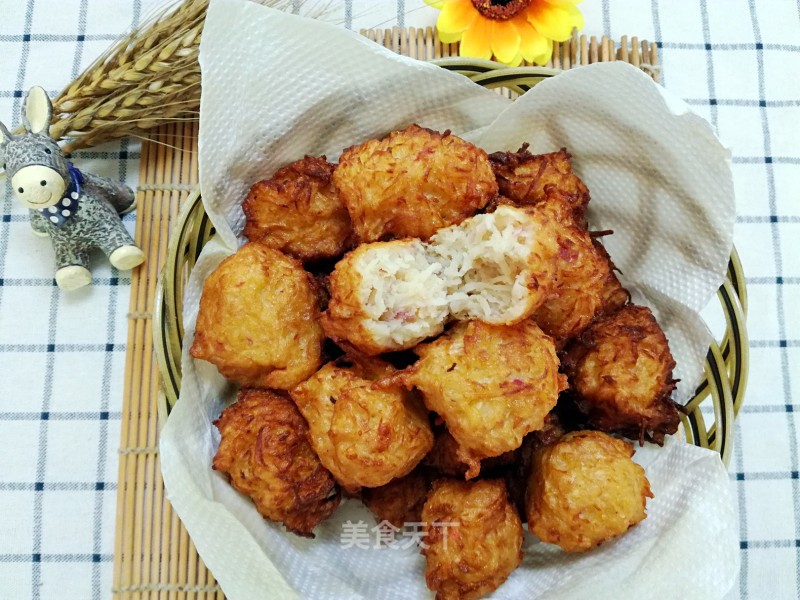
[22,86,53,135]
[0,120,12,146]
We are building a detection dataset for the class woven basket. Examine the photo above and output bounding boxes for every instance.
[153,61,749,467]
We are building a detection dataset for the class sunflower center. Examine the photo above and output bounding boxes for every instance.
[470,0,532,20]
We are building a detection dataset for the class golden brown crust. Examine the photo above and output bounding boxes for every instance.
[488,145,590,228]
[422,479,523,600]
[334,125,498,242]
[525,430,653,552]
[423,429,519,478]
[212,388,340,536]
[528,411,568,450]
[362,469,432,528]
[593,239,631,317]
[242,156,352,262]
[319,247,382,354]
[189,242,324,389]
[423,429,471,477]
[564,305,680,443]
[530,197,629,344]
[406,320,566,479]
[289,359,434,492]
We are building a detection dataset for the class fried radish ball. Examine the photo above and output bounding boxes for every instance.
[333,124,497,243]
[423,429,472,477]
[593,239,632,316]
[531,209,629,343]
[422,479,523,600]
[212,388,340,537]
[423,429,519,478]
[526,430,653,552]
[405,319,566,479]
[242,155,352,262]
[321,239,449,355]
[362,469,431,528]
[190,242,324,389]
[430,205,560,325]
[488,145,590,227]
[564,305,680,443]
[289,358,434,492]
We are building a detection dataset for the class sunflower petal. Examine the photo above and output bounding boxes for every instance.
[491,20,521,65]
[513,15,551,62]
[527,1,583,42]
[438,0,478,35]
[459,16,493,60]
[506,52,525,67]
[424,0,447,8]
[566,3,585,32]
[439,29,464,44]
[532,45,554,66]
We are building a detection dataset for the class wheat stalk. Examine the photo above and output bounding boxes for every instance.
[50,0,295,152]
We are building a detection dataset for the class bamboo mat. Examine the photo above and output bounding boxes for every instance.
[361,27,659,79]
[112,120,224,600]
[112,28,659,599]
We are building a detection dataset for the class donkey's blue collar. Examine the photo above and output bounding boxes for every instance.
[67,162,84,186]
[41,163,83,228]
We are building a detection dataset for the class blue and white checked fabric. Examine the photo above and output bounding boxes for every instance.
[0,1,797,598]
[0,2,162,599]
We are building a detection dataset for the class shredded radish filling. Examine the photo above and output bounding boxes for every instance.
[354,240,450,347]
[350,206,550,341]
[429,206,539,323]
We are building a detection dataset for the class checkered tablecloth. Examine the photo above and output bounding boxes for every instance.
[1,0,797,598]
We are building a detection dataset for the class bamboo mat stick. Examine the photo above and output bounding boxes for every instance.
[140,124,172,599]
[150,156,176,595]
[186,537,200,599]
[589,35,599,63]
[176,122,192,600]
[146,124,177,595]
[133,122,168,599]
[154,125,187,598]
[113,131,148,596]
[166,508,180,600]
[113,27,659,600]
[580,35,589,67]
[619,34,629,62]
[121,128,154,596]
[160,133,180,600]
[177,526,190,600]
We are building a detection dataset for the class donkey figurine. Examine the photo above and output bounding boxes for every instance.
[0,86,144,290]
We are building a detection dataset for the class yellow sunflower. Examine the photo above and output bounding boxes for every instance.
[426,0,585,66]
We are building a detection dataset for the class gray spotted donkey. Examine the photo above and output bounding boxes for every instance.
[0,86,144,290]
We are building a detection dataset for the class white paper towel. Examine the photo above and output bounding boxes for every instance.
[160,1,740,598]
